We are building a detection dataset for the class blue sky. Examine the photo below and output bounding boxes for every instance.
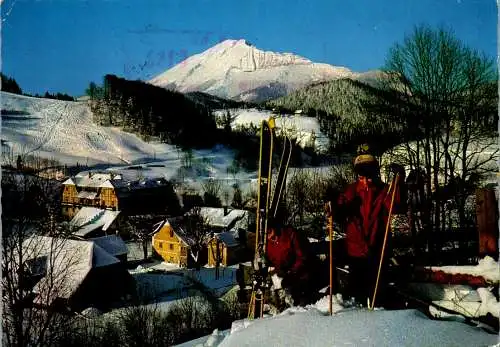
[2,0,497,96]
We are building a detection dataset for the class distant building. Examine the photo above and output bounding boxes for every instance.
[196,206,251,234]
[61,170,179,218]
[197,207,254,265]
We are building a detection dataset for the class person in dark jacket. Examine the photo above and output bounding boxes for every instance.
[265,219,318,307]
[329,146,404,306]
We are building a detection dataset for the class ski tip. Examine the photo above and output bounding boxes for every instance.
[268,117,276,129]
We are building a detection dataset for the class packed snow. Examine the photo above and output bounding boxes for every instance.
[1,92,169,165]
[428,256,500,284]
[175,294,498,347]
[149,39,381,102]
[213,108,329,152]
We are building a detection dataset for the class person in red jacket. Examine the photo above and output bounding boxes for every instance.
[332,146,404,306]
[265,219,317,307]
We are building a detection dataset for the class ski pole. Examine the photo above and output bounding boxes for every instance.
[370,173,400,310]
[325,201,334,315]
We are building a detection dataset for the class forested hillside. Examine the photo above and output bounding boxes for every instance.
[88,75,218,148]
[265,78,403,154]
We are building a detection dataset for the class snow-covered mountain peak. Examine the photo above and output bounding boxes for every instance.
[149,39,361,102]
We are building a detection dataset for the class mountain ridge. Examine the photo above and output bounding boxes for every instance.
[149,39,381,102]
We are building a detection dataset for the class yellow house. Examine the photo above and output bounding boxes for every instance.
[207,232,240,267]
[61,173,120,218]
[61,170,177,219]
[151,219,193,267]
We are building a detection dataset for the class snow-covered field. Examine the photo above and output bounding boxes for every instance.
[172,256,500,346]
[1,92,171,165]
[1,91,332,196]
[213,108,329,152]
[174,294,498,347]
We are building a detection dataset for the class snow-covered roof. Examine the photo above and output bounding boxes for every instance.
[62,178,75,185]
[211,232,239,247]
[21,235,120,305]
[196,207,249,230]
[70,207,121,237]
[73,171,128,189]
[72,170,171,192]
[90,235,128,257]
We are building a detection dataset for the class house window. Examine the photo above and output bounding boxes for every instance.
[169,243,174,250]
[159,242,163,249]
[169,229,174,238]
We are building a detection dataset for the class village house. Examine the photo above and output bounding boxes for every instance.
[61,170,179,219]
[207,231,241,267]
[68,206,123,239]
[21,235,134,312]
[197,207,252,238]
[184,207,257,266]
[151,218,195,267]
[90,234,129,263]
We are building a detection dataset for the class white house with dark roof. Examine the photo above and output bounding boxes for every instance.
[20,235,134,311]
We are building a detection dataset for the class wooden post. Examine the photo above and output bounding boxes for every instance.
[476,188,498,258]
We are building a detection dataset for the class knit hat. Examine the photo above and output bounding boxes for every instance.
[353,154,378,167]
[353,143,379,178]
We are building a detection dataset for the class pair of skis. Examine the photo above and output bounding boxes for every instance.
[248,117,293,319]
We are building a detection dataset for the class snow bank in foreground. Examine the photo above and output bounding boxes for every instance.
[219,307,497,347]
[179,294,498,347]
[429,256,500,283]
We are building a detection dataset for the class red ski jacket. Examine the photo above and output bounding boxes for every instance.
[335,179,401,258]
[265,227,309,278]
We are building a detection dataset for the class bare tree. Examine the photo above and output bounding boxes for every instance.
[286,168,334,226]
[181,148,194,169]
[183,207,210,270]
[366,25,497,259]
[2,170,80,346]
[216,109,237,133]
[231,184,244,209]
[126,215,160,260]
[202,179,222,207]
